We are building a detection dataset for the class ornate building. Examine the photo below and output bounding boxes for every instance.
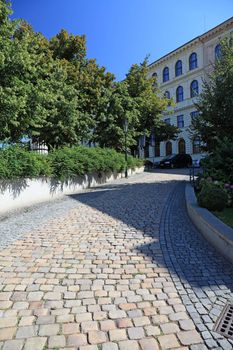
[147,17,233,163]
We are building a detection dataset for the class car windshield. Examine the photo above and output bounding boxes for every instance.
[162,154,176,161]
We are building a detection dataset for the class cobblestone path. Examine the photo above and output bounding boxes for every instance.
[0,171,232,350]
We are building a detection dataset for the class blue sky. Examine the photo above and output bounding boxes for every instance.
[12,0,233,81]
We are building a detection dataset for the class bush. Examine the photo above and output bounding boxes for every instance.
[0,146,52,179]
[197,183,228,211]
[201,137,233,184]
[0,146,144,181]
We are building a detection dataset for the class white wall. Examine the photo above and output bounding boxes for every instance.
[0,167,144,216]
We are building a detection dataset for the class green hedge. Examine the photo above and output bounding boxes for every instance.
[0,146,143,181]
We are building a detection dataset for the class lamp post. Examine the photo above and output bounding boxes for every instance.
[123,119,128,178]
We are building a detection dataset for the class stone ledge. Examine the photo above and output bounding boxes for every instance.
[0,166,144,216]
[185,183,233,265]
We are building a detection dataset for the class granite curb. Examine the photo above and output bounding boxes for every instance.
[185,183,233,265]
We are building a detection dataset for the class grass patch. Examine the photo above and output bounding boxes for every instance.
[213,207,233,228]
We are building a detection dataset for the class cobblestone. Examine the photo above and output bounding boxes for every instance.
[0,170,232,349]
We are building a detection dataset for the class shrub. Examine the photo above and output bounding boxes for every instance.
[0,146,51,179]
[201,137,233,184]
[197,183,228,211]
[0,145,143,181]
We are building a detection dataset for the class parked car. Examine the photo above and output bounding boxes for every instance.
[159,154,192,168]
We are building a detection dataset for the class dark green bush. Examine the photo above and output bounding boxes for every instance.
[0,147,52,179]
[201,137,233,184]
[0,146,143,181]
[197,183,228,211]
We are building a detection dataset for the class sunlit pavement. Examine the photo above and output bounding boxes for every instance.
[0,170,232,349]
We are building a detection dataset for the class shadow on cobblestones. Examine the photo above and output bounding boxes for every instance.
[69,180,233,291]
[70,178,233,348]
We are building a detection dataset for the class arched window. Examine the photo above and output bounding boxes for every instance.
[175,60,182,76]
[152,72,157,87]
[178,139,186,154]
[190,80,199,97]
[189,52,198,70]
[215,44,221,60]
[166,141,172,156]
[164,90,170,99]
[176,86,183,102]
[163,67,169,82]
[193,137,201,154]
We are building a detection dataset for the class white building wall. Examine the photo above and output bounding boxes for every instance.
[148,17,233,162]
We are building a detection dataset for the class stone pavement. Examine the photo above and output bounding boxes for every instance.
[0,170,232,350]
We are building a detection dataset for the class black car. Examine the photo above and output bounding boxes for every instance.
[159,154,192,168]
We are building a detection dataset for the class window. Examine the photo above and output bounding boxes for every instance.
[176,86,183,102]
[191,111,199,120]
[152,72,157,87]
[178,139,186,154]
[164,118,170,125]
[163,67,169,82]
[155,141,160,157]
[189,52,198,70]
[175,60,182,76]
[177,115,184,128]
[164,90,170,99]
[166,141,172,156]
[193,137,201,154]
[190,80,199,97]
[215,44,221,60]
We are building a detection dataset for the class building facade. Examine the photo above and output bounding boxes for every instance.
[147,17,233,163]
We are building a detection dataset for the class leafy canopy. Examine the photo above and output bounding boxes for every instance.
[192,37,233,151]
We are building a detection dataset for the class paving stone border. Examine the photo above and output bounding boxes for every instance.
[185,183,233,265]
[161,182,233,349]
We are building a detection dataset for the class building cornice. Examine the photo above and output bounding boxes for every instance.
[149,16,233,70]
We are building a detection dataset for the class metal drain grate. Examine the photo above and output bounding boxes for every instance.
[214,303,233,339]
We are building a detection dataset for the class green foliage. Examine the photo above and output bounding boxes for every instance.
[192,37,233,151]
[214,208,233,228]
[49,29,86,62]
[0,146,143,181]
[0,147,51,179]
[49,146,143,180]
[0,2,176,153]
[197,182,228,212]
[201,137,233,183]
[93,58,178,151]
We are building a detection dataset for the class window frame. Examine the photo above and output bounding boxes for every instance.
[164,90,170,99]
[176,86,184,102]
[163,67,169,82]
[190,80,199,97]
[175,60,182,77]
[165,141,172,156]
[190,111,199,121]
[177,115,184,128]
[178,138,186,154]
[215,44,221,60]
[193,137,201,154]
[189,52,198,70]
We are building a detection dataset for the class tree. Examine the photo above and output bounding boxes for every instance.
[191,37,233,151]
[0,1,32,142]
[125,59,178,143]
[93,58,179,152]
[49,29,86,62]
[93,81,140,151]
